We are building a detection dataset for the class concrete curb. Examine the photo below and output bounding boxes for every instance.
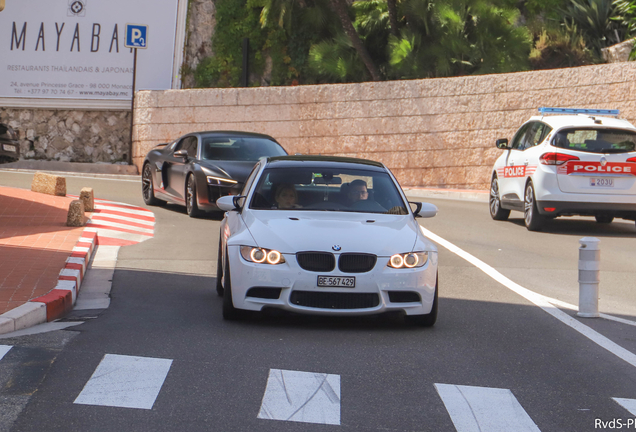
[403,187,489,203]
[0,168,139,181]
[0,230,98,335]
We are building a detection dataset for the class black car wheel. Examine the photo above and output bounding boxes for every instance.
[405,274,438,327]
[524,181,545,231]
[186,174,203,218]
[142,163,165,206]
[595,215,614,224]
[489,176,510,221]
[216,237,224,297]
[222,250,241,320]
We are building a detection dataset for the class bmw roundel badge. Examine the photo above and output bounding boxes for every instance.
[332,245,342,251]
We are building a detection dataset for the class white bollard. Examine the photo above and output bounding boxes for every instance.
[578,237,600,318]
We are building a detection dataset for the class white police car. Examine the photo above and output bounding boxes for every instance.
[490,107,636,231]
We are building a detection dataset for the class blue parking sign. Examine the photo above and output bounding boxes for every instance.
[125,24,148,49]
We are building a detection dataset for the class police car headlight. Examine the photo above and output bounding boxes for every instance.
[388,252,428,269]
[240,246,285,265]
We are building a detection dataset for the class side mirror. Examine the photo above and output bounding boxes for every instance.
[496,138,509,150]
[216,195,245,211]
[174,149,189,159]
[409,202,437,218]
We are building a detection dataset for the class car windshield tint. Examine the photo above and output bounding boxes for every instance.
[201,137,286,161]
[250,167,409,214]
[553,128,636,154]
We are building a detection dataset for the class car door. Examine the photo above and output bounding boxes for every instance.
[511,122,551,202]
[499,122,532,209]
[166,136,197,201]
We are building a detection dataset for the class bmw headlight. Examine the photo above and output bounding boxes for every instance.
[240,246,286,265]
[388,252,428,269]
[207,176,238,185]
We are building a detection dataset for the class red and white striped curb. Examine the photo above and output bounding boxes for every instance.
[0,198,155,334]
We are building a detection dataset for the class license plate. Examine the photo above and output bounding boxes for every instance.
[2,144,16,153]
[590,178,614,187]
[317,276,355,288]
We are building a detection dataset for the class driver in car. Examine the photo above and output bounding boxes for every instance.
[348,179,369,203]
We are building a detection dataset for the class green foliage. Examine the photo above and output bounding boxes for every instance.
[559,0,626,55]
[529,25,595,68]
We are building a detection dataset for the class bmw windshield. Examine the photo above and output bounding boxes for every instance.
[553,128,636,154]
[250,167,409,214]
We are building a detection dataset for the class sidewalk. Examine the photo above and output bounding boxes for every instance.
[0,186,86,315]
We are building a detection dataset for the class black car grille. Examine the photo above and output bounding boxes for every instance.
[338,253,377,273]
[290,291,380,309]
[246,287,282,299]
[296,252,335,272]
[388,291,421,303]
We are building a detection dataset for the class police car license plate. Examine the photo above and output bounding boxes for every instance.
[2,144,16,153]
[317,276,355,288]
[590,178,614,187]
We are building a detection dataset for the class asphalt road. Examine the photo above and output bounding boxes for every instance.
[1,170,635,432]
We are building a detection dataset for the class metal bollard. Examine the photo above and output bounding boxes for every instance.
[578,237,600,318]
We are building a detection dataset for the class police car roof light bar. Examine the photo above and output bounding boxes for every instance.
[538,107,620,117]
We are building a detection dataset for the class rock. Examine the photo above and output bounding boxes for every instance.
[79,187,95,211]
[31,172,66,196]
[66,200,85,227]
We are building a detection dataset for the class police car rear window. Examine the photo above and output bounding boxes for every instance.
[553,128,636,154]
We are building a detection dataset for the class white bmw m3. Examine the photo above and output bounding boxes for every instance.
[216,155,439,326]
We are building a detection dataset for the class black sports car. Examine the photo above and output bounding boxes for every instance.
[141,131,287,216]
[0,123,20,164]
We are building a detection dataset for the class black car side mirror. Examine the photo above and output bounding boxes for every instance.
[174,149,188,159]
[496,138,510,150]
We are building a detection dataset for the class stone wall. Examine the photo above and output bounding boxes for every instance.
[0,108,130,163]
[133,62,636,190]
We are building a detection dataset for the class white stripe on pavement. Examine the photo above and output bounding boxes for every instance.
[420,226,636,369]
[82,227,152,243]
[0,345,12,361]
[613,398,636,416]
[74,354,172,409]
[258,369,341,425]
[94,204,154,217]
[91,214,155,226]
[435,383,541,432]
[87,218,155,234]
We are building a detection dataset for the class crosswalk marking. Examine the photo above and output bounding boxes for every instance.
[435,383,541,432]
[0,345,12,361]
[74,354,172,410]
[613,398,636,416]
[258,369,341,425]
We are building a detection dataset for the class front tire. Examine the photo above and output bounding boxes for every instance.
[142,163,165,206]
[489,176,510,221]
[186,174,203,218]
[405,275,438,327]
[222,251,241,320]
[595,215,614,224]
[524,181,545,232]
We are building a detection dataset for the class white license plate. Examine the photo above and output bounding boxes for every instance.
[590,178,614,187]
[2,144,16,153]
[317,276,355,288]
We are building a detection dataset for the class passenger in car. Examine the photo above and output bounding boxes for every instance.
[274,184,301,209]
[348,179,369,203]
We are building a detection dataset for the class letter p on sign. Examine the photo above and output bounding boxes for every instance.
[125,24,148,49]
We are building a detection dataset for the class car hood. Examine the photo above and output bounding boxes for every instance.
[199,160,257,182]
[242,210,424,256]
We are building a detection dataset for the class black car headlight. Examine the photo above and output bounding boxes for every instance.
[207,176,238,186]
[240,246,286,265]
[388,252,428,269]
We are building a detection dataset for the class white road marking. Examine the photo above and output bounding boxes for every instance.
[258,369,340,425]
[0,345,12,360]
[94,204,154,217]
[74,354,172,409]
[82,227,151,243]
[86,218,155,234]
[420,226,636,369]
[435,383,541,432]
[91,213,155,226]
[613,398,636,416]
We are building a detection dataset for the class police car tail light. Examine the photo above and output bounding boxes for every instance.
[627,157,636,163]
[240,246,286,265]
[539,153,580,165]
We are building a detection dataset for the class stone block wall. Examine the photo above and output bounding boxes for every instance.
[134,62,636,190]
[0,108,130,163]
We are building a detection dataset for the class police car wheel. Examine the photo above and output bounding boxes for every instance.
[489,177,510,221]
[524,182,545,231]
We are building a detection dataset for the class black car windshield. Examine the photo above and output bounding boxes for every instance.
[201,137,286,161]
[250,167,409,214]
[553,128,636,154]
